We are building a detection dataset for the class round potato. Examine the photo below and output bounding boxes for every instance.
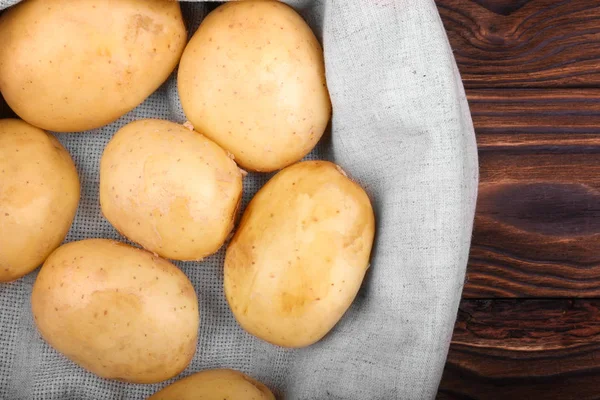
[149,369,275,400]
[0,119,79,282]
[178,1,331,172]
[0,0,186,132]
[225,161,375,348]
[100,119,243,261]
[31,239,199,383]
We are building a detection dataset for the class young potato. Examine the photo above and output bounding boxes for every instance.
[178,1,331,172]
[148,369,275,400]
[0,119,79,282]
[0,0,186,132]
[225,161,375,348]
[31,239,199,384]
[100,119,243,261]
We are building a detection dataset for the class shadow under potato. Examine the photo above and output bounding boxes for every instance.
[0,93,16,119]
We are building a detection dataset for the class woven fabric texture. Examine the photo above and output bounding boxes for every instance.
[0,1,478,399]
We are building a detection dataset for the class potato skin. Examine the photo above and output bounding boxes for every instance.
[225,161,375,348]
[0,119,79,282]
[100,119,243,261]
[31,239,199,383]
[178,1,331,172]
[149,369,275,400]
[0,0,186,132]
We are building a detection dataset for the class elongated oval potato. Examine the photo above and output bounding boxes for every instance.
[0,119,79,282]
[178,1,331,172]
[149,369,275,400]
[0,0,186,132]
[225,161,375,348]
[100,119,243,261]
[31,239,199,383]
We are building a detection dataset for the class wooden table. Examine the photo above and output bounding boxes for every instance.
[435,1,600,398]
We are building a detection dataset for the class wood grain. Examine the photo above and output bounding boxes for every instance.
[436,1,600,397]
[436,0,600,88]
[438,299,600,399]
[465,89,600,298]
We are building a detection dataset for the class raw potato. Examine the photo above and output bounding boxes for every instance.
[178,1,331,172]
[0,0,186,132]
[31,239,199,383]
[225,161,375,348]
[0,119,79,282]
[148,369,275,400]
[100,119,243,261]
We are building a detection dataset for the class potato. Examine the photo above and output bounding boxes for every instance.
[100,119,243,261]
[225,161,375,348]
[31,239,199,383]
[148,369,275,400]
[0,119,79,282]
[178,1,331,172]
[0,0,186,132]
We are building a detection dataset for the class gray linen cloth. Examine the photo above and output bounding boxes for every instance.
[0,0,478,398]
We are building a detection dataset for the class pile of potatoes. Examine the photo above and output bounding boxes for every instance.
[0,0,375,397]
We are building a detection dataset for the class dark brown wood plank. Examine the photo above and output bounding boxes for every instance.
[436,0,600,88]
[463,89,600,298]
[438,299,600,400]
[471,89,600,136]
[464,89,600,298]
